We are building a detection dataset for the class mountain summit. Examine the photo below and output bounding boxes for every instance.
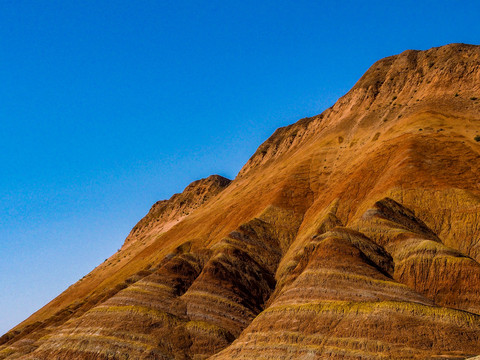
[2,43,480,359]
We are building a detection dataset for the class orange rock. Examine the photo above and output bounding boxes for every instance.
[2,43,480,359]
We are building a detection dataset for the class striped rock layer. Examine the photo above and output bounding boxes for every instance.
[2,43,480,359]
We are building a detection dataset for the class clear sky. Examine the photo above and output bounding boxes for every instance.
[1,1,479,335]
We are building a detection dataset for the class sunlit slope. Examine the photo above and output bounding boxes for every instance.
[1,43,480,359]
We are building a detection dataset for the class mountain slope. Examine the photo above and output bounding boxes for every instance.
[2,43,480,359]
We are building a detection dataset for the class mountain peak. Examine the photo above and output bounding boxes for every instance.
[123,174,231,249]
[352,42,480,97]
[238,43,480,177]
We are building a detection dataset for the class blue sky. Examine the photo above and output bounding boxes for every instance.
[1,1,479,335]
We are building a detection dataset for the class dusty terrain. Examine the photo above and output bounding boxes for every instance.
[2,43,480,359]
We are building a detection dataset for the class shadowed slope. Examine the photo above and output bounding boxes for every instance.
[211,234,480,359]
[353,198,480,315]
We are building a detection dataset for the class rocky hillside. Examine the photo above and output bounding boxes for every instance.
[2,43,480,359]
[122,175,232,249]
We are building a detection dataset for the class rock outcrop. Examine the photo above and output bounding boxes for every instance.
[123,174,232,249]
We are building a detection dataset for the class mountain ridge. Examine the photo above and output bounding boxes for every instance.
[2,43,480,359]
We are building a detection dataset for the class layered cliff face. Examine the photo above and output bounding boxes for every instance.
[2,43,480,359]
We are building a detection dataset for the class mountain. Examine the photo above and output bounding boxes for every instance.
[2,43,480,359]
